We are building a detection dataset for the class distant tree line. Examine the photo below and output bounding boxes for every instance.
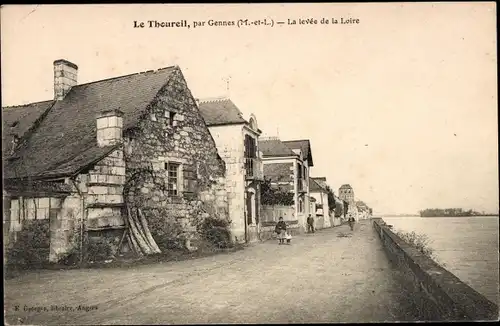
[419,208,482,217]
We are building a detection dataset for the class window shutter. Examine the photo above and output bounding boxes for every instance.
[244,135,250,158]
[255,192,260,224]
[250,137,256,158]
[183,164,198,196]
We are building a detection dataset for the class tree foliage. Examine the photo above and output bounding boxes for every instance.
[260,178,294,206]
[324,185,336,211]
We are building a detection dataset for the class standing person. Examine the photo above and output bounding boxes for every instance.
[307,214,315,233]
[348,215,355,231]
[275,217,287,244]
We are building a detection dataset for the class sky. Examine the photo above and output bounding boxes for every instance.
[1,3,498,215]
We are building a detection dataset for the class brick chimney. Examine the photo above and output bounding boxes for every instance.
[96,109,124,147]
[54,59,78,100]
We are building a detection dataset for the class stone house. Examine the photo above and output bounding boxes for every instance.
[309,177,332,229]
[197,97,263,243]
[259,137,314,233]
[2,59,229,263]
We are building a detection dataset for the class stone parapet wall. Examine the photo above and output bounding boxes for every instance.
[373,218,498,321]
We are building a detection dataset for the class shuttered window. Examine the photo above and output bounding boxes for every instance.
[244,135,256,158]
[182,163,198,197]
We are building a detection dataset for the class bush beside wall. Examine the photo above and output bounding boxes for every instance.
[5,220,50,267]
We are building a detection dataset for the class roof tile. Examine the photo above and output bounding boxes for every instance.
[259,138,297,157]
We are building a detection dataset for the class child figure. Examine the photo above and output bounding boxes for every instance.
[275,217,287,244]
[284,231,292,244]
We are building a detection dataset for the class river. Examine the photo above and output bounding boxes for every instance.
[382,215,499,306]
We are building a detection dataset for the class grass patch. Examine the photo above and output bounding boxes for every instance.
[395,230,434,257]
[394,229,445,267]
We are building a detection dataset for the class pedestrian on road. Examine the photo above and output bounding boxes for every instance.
[348,215,355,231]
[275,217,287,244]
[307,214,315,233]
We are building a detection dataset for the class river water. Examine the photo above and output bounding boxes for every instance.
[382,216,499,306]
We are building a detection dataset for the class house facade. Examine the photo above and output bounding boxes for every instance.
[309,177,332,229]
[198,97,263,243]
[3,59,229,263]
[259,137,314,233]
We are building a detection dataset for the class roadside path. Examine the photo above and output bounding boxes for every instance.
[4,220,420,324]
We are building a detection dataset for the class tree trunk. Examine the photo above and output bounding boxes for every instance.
[138,208,161,254]
[127,231,143,256]
[127,207,153,255]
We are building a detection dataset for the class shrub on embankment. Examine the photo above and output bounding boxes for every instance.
[373,218,498,321]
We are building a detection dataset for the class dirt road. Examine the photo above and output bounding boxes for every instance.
[5,220,420,324]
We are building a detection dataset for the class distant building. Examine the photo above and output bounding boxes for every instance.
[339,184,358,221]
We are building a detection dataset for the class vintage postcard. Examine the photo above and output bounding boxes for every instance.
[2,3,498,324]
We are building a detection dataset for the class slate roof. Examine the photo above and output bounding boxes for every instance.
[309,177,326,193]
[3,66,178,180]
[340,184,353,190]
[198,98,247,126]
[282,139,314,166]
[2,100,55,156]
[3,179,73,195]
[312,177,327,189]
[259,138,298,157]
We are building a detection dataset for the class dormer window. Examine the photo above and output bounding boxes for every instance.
[249,118,256,130]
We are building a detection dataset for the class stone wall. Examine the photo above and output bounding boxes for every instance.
[260,220,302,241]
[5,194,83,263]
[49,195,82,262]
[123,67,229,249]
[261,205,295,223]
[373,218,498,321]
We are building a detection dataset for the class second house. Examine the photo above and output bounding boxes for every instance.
[198,97,264,243]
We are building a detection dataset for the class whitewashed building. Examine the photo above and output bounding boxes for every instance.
[198,97,264,243]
